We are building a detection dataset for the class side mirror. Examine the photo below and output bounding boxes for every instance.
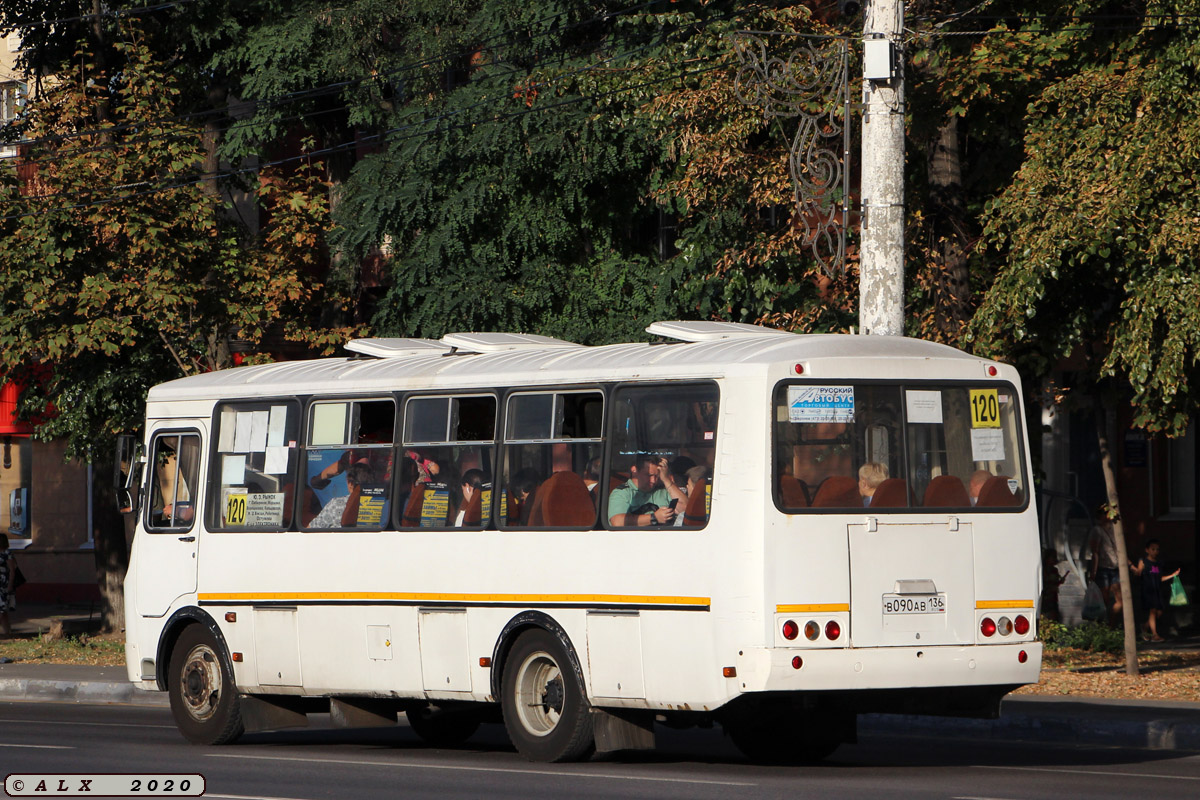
[114,434,143,515]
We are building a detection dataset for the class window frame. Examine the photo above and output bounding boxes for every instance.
[770,378,1029,515]
[603,379,720,532]
[397,391,500,531]
[301,395,399,532]
[498,385,607,531]
[207,397,303,533]
[145,429,202,534]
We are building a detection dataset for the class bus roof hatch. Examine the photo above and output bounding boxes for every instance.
[646,320,796,343]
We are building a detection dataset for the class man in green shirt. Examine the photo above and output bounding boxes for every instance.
[608,453,687,527]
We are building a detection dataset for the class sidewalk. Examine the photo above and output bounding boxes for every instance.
[4,605,1200,752]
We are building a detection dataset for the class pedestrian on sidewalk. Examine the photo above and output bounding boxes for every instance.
[1088,508,1123,626]
[1131,538,1180,642]
[0,532,16,637]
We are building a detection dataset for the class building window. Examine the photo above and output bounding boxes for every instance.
[1168,424,1194,515]
[1,81,26,159]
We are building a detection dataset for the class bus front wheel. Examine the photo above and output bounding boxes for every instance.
[501,629,594,762]
[167,625,244,745]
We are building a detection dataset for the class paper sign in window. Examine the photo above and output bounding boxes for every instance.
[971,428,1006,462]
[787,385,855,423]
[249,410,269,453]
[267,405,288,447]
[245,492,285,526]
[311,403,348,445]
[233,412,254,453]
[221,454,246,485]
[218,409,237,453]
[905,390,943,424]
[264,445,290,475]
[356,485,388,526]
[970,389,1001,428]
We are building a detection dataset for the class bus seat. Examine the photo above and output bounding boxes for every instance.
[811,476,861,508]
[682,478,709,526]
[978,475,1021,507]
[400,484,426,527]
[923,475,969,508]
[870,478,909,508]
[528,471,594,527]
[779,475,809,508]
[300,486,320,528]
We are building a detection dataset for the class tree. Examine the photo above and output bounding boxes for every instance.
[967,1,1200,674]
[0,28,352,627]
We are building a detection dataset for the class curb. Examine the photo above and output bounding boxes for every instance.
[862,709,1200,752]
[0,678,169,708]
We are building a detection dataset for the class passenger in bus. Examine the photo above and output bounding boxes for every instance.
[508,468,542,526]
[152,448,194,526]
[608,453,686,527]
[309,462,375,528]
[582,457,602,493]
[674,466,709,527]
[453,469,485,527]
[968,470,992,506]
[857,462,888,507]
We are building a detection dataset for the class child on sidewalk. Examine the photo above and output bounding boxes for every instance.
[1131,539,1181,642]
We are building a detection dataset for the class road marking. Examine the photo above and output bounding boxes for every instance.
[207,795,325,800]
[0,743,74,749]
[0,718,176,729]
[207,753,756,786]
[976,765,1200,782]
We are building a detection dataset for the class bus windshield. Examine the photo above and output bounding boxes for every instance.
[773,381,1027,512]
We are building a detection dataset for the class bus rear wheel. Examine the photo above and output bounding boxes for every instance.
[168,625,244,745]
[406,704,482,747]
[501,629,594,762]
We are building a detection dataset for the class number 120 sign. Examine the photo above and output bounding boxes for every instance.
[969,389,1001,428]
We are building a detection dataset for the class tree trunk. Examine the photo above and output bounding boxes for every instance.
[1095,409,1139,676]
[92,458,130,633]
[926,115,971,341]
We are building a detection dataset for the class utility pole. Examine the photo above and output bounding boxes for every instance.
[859,0,905,336]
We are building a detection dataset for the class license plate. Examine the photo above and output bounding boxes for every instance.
[882,593,945,614]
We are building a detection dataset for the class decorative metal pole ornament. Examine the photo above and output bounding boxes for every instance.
[731,33,851,277]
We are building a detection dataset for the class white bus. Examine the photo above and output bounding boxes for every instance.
[121,321,1041,763]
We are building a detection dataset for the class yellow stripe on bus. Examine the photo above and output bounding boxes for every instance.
[775,603,850,614]
[197,592,710,607]
[975,600,1034,610]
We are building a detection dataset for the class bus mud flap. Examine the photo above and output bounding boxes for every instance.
[241,695,310,733]
[592,708,655,754]
[330,698,398,728]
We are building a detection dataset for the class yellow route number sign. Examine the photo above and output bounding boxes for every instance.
[970,389,1001,428]
[226,492,248,525]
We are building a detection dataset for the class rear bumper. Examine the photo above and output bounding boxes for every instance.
[735,642,1042,696]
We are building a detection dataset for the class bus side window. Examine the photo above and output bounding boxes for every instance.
[305,399,395,531]
[502,391,602,529]
[211,401,301,530]
[400,394,496,530]
[606,383,718,530]
[147,433,200,531]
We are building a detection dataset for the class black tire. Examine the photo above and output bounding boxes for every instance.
[406,704,482,747]
[167,625,244,745]
[725,713,844,765]
[500,629,594,762]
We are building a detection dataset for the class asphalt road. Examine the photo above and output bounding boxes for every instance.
[2,701,1199,800]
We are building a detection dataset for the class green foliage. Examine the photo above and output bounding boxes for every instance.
[966,1,1200,434]
[1039,617,1125,654]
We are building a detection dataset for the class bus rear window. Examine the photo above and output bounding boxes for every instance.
[773,382,1026,512]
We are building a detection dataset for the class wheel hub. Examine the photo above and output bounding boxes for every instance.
[541,676,564,713]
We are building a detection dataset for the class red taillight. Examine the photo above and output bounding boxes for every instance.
[1018,650,1028,664]
[980,617,997,637]
[791,656,803,670]
[794,363,804,375]
[804,621,820,641]
[987,365,998,376]
[1014,615,1030,635]
[782,620,799,641]
[825,620,841,640]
